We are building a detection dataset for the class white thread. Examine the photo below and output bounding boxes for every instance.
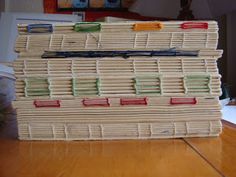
[97,33,101,48]
[208,76,212,94]
[183,76,188,94]
[185,122,189,134]
[88,124,92,139]
[85,34,89,49]
[150,124,153,137]
[51,124,56,139]
[173,122,177,136]
[72,76,76,96]
[47,60,50,75]
[209,121,213,135]
[100,125,104,138]
[204,59,208,73]
[156,59,160,73]
[49,35,53,50]
[28,124,32,139]
[133,33,137,48]
[96,60,100,74]
[107,98,111,106]
[64,124,68,140]
[205,33,209,48]
[71,59,74,77]
[90,33,102,49]
[48,78,52,98]
[24,78,28,97]
[23,60,27,75]
[159,75,163,95]
[137,123,141,138]
[47,62,52,97]
[146,33,150,48]
[26,36,30,51]
[132,60,136,74]
[170,33,174,48]
[182,33,185,48]
[61,34,65,50]
[181,58,185,73]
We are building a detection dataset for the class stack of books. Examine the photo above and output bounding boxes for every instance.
[13,21,223,140]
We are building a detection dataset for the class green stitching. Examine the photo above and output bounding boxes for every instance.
[134,78,139,95]
[159,76,162,95]
[47,78,52,98]
[74,22,101,32]
[185,75,211,93]
[96,78,101,96]
[72,78,77,96]
[25,78,50,97]
[138,91,161,94]
[24,79,28,97]
[72,78,99,96]
[135,76,161,95]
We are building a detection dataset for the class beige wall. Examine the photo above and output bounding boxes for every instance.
[5,0,43,13]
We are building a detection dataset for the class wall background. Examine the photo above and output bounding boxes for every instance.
[4,0,43,13]
[227,11,236,96]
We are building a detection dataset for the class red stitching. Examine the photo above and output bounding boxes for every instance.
[181,22,208,29]
[82,98,110,107]
[170,98,197,105]
[34,100,61,108]
[120,97,148,105]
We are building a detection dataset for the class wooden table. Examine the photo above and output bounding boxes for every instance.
[0,114,235,177]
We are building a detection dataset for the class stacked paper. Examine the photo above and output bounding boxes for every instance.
[13,21,223,140]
